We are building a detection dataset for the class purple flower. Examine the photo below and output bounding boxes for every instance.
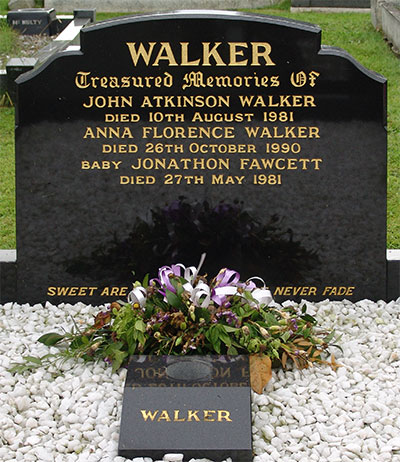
[214,268,240,287]
[216,310,239,326]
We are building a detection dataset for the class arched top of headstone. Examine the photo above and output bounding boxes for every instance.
[319,44,386,84]
[17,10,385,91]
[82,9,321,34]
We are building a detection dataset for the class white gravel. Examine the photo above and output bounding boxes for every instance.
[0,298,400,462]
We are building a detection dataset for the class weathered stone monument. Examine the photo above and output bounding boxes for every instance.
[0,10,393,305]
[43,0,281,13]
[7,8,59,35]
[291,0,370,8]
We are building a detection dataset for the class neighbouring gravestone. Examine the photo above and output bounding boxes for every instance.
[118,355,252,461]
[6,57,36,103]
[291,0,371,7]
[7,8,59,35]
[44,0,281,13]
[2,10,388,305]
[8,0,35,10]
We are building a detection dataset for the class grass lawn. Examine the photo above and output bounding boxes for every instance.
[0,1,399,249]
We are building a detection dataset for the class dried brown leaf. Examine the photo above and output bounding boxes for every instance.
[312,349,322,358]
[249,354,272,394]
[110,302,121,310]
[330,353,341,372]
[293,339,313,346]
[281,351,288,369]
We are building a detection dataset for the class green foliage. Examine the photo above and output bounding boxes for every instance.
[9,353,56,373]
[247,0,290,12]
[38,332,65,346]
[0,20,20,67]
[0,0,9,14]
[96,13,130,21]
[0,107,16,249]
[10,270,336,374]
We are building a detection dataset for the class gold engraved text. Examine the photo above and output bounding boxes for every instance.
[126,42,275,67]
[239,94,315,107]
[240,158,322,170]
[140,409,232,422]
[245,126,319,138]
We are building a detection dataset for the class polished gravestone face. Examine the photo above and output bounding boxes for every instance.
[118,355,252,461]
[9,11,387,305]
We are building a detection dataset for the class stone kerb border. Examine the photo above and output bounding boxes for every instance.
[372,0,400,53]
[291,0,370,8]
[44,0,280,13]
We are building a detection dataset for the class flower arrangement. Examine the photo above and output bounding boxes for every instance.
[12,255,339,393]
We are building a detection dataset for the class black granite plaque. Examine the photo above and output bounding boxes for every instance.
[118,355,252,461]
[7,8,58,35]
[8,10,387,304]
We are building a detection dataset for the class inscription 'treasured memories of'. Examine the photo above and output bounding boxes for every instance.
[8,11,387,304]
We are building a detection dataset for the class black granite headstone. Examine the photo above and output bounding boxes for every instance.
[118,355,252,461]
[7,8,58,35]
[5,10,388,304]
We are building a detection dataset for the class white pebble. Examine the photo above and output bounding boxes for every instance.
[291,429,304,439]
[26,435,41,445]
[25,417,38,429]
[33,447,53,461]
[163,455,184,462]
[14,396,30,412]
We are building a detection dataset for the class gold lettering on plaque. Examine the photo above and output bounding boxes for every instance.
[139,409,232,422]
